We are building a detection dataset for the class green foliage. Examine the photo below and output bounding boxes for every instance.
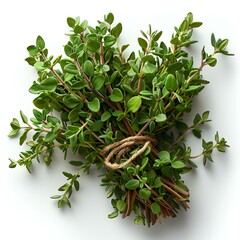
[109,88,123,102]
[125,179,140,190]
[127,96,142,113]
[87,97,100,112]
[8,12,232,227]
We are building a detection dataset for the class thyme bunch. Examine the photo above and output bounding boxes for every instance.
[8,12,232,226]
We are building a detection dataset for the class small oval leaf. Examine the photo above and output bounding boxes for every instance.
[165,74,178,92]
[127,96,142,113]
[125,179,139,190]
[88,97,100,112]
[109,88,123,102]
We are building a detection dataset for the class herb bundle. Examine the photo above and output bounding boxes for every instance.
[9,12,232,226]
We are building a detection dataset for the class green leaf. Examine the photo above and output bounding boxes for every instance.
[74,25,84,34]
[27,45,37,56]
[202,139,207,149]
[127,96,142,113]
[41,77,58,92]
[193,113,201,125]
[189,160,198,168]
[88,97,100,112]
[111,23,122,38]
[183,85,204,93]
[47,116,60,125]
[67,17,75,28]
[104,35,116,47]
[155,113,167,123]
[149,121,155,132]
[158,151,170,161]
[29,81,43,94]
[51,195,62,199]
[36,36,45,50]
[141,55,155,63]
[116,200,126,212]
[112,110,122,117]
[102,64,110,72]
[87,40,100,52]
[179,19,189,32]
[165,74,177,92]
[190,22,202,28]
[125,179,140,190]
[218,39,229,51]
[20,111,28,124]
[128,60,138,73]
[78,131,84,145]
[217,146,226,152]
[153,177,162,188]
[138,37,148,50]
[58,199,63,208]
[83,60,94,77]
[106,12,114,24]
[179,40,198,48]
[69,161,83,167]
[171,161,185,169]
[140,157,148,171]
[52,55,62,67]
[139,188,151,201]
[138,112,150,124]
[134,216,143,225]
[175,121,188,132]
[121,44,129,52]
[68,108,80,123]
[139,90,153,96]
[153,31,162,41]
[211,33,216,47]
[44,132,58,142]
[34,62,47,71]
[101,111,111,122]
[25,57,36,66]
[167,62,183,74]
[74,180,80,191]
[215,131,219,142]
[62,196,71,207]
[8,128,20,137]
[64,63,78,74]
[10,118,20,130]
[171,36,180,45]
[206,57,217,67]
[140,30,148,39]
[202,111,210,121]
[90,120,103,131]
[33,95,49,109]
[126,167,137,175]
[109,88,123,102]
[151,202,161,214]
[192,128,202,138]
[63,95,79,108]
[80,20,88,30]
[65,125,80,139]
[92,75,105,90]
[108,211,118,219]
[142,62,157,74]
[64,45,72,56]
[64,73,74,82]
[19,130,29,145]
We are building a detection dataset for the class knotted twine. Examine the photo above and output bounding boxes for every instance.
[101,136,156,170]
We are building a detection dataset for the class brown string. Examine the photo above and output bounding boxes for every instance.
[101,136,156,170]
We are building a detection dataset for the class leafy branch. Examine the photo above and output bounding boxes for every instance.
[8,12,232,226]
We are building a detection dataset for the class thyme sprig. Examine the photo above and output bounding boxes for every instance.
[8,12,232,226]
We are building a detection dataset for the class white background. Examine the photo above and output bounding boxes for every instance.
[0,0,239,239]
